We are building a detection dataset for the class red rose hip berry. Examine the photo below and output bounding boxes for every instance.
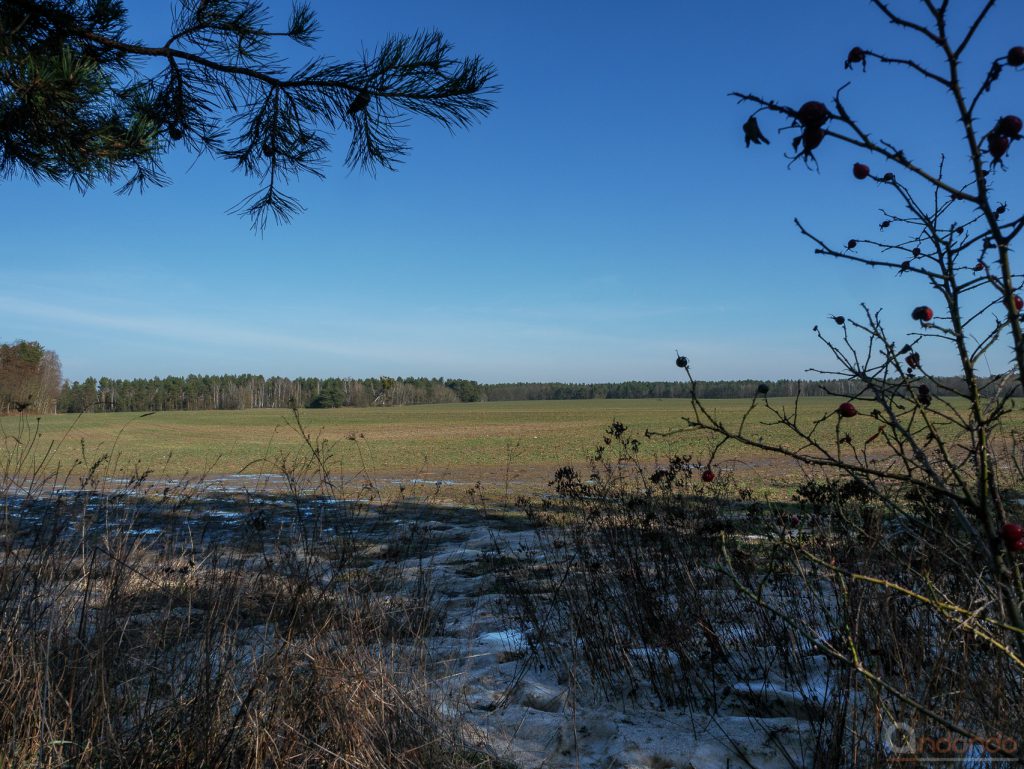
[917,385,932,406]
[1014,295,1023,311]
[837,402,857,418]
[997,115,1023,139]
[989,133,1010,161]
[1010,537,1024,552]
[701,469,716,483]
[911,306,934,322]
[852,162,870,180]
[1002,522,1024,542]
[797,101,829,128]
[1008,47,1024,67]
[801,126,825,152]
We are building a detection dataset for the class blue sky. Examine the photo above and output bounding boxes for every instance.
[2,0,1021,383]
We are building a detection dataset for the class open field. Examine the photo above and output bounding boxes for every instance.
[1,396,1021,767]
[2,396,1007,498]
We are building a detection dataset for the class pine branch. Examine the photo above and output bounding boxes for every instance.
[0,0,498,230]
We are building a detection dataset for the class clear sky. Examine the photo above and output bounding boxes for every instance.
[2,1,1020,383]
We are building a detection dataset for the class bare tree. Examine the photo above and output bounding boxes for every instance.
[0,340,62,414]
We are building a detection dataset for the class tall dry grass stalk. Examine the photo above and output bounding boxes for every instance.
[0,410,502,769]
[498,424,1024,766]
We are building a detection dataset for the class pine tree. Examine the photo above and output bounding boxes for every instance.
[0,0,498,229]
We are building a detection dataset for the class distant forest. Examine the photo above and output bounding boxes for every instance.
[52,373,976,414]
[0,340,994,415]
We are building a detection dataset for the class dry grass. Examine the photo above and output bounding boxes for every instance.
[6,403,1024,766]
[496,423,1024,766]
[6,397,1015,500]
[0,414,506,769]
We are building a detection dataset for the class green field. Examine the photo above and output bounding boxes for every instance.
[0,397,998,496]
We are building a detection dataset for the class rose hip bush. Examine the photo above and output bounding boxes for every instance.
[674,1,1024,757]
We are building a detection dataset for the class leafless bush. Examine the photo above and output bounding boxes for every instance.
[674,1,1024,761]
[498,421,1024,765]
[496,424,744,707]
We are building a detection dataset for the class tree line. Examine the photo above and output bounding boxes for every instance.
[2,340,996,415]
[58,375,469,413]
[53,373,987,413]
